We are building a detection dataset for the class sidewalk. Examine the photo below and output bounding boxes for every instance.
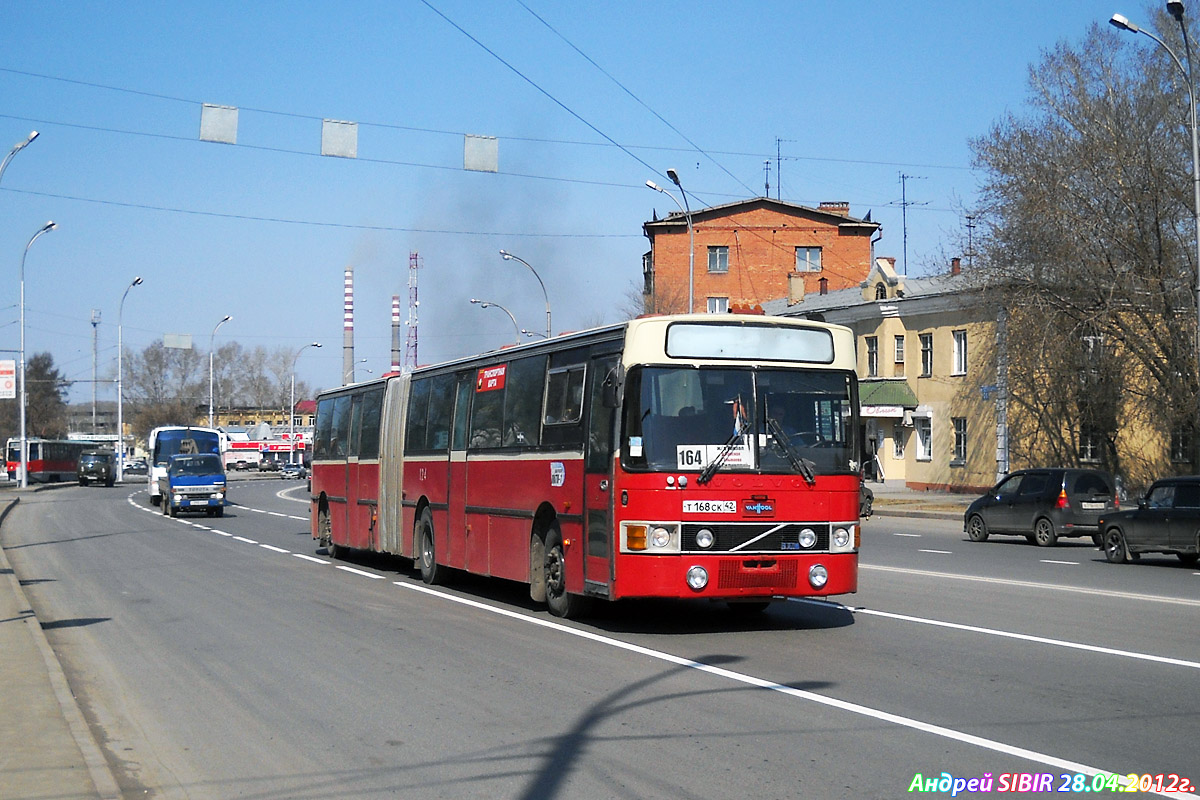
[0,493,120,800]
[867,478,975,520]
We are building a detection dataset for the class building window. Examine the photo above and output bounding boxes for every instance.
[915,417,932,461]
[894,335,905,364]
[1079,427,1102,463]
[707,246,729,273]
[919,333,933,377]
[874,283,887,300]
[893,422,905,459]
[865,336,879,378]
[952,417,967,464]
[1172,427,1193,463]
[795,246,822,272]
[952,329,968,376]
[707,296,728,314]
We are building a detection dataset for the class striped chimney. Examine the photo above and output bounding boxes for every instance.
[343,265,354,384]
[391,295,402,372]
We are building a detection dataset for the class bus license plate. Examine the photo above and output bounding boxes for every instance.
[682,500,737,514]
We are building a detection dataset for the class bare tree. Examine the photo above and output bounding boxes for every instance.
[970,17,1199,482]
[0,352,71,443]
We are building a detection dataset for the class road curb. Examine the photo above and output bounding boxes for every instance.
[0,495,122,799]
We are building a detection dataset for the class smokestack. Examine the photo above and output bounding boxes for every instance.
[343,265,354,384]
[951,257,962,276]
[391,295,402,372]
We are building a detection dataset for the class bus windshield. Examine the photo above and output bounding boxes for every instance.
[152,429,221,465]
[622,366,857,476]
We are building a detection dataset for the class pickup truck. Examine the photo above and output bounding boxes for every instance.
[158,453,227,517]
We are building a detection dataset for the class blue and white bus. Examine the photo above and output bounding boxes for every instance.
[147,426,227,506]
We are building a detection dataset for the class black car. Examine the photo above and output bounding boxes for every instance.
[1098,476,1200,565]
[964,468,1118,547]
[77,450,115,487]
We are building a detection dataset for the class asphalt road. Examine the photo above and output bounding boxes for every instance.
[4,481,1197,799]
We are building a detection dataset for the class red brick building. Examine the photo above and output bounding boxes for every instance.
[642,197,880,314]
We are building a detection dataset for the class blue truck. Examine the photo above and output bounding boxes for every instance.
[158,453,227,517]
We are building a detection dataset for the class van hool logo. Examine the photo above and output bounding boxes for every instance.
[742,498,775,516]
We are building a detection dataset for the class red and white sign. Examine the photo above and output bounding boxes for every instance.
[476,364,507,392]
[0,360,14,400]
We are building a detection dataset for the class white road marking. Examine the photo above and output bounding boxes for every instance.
[259,544,291,554]
[1039,559,1078,565]
[394,582,1173,797]
[789,598,1200,670]
[336,565,385,580]
[232,536,258,544]
[292,553,328,564]
[893,533,921,537]
[918,549,952,554]
[212,531,232,537]
[267,511,287,517]
[862,564,1200,607]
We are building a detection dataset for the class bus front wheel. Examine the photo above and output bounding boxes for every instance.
[545,525,580,619]
[417,509,442,585]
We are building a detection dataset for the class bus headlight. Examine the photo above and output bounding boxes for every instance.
[623,523,679,553]
[832,526,851,549]
[686,566,708,590]
[798,527,817,549]
[650,527,672,548]
[695,528,714,549]
[808,564,828,589]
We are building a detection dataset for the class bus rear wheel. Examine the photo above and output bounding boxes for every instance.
[417,509,442,585]
[545,525,580,619]
[318,508,339,559]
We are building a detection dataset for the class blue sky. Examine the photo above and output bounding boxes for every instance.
[0,1,1152,404]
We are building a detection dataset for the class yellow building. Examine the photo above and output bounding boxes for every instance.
[770,257,998,492]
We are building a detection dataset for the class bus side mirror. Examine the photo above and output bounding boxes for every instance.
[601,366,623,409]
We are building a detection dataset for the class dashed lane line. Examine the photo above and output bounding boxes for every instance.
[789,598,1200,671]
[861,563,1200,607]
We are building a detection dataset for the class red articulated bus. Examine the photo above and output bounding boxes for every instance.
[311,314,861,618]
[6,437,97,483]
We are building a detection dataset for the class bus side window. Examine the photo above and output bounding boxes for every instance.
[405,379,431,452]
[503,355,546,447]
[358,388,384,459]
[426,374,456,451]
[451,375,472,451]
[330,396,352,458]
[313,398,334,458]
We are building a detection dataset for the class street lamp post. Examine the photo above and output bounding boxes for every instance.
[208,315,232,428]
[115,276,143,484]
[521,328,548,339]
[0,131,39,188]
[1112,5,1200,457]
[18,221,57,489]
[470,298,521,345]
[646,169,695,313]
[498,250,551,338]
[289,342,321,466]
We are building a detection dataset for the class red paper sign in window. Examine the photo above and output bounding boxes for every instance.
[477,364,507,392]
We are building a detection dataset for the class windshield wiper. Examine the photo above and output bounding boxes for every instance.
[697,425,746,485]
[766,416,817,486]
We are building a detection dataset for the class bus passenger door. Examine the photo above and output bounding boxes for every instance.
[446,375,472,568]
[583,355,619,596]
